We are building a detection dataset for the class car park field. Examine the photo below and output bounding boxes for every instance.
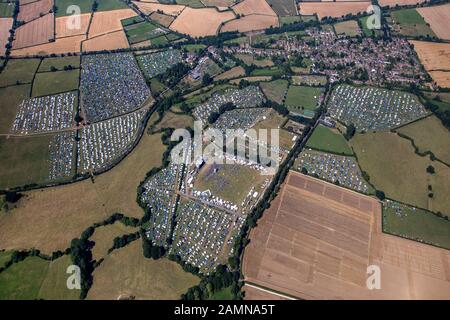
[243,172,450,299]
[383,200,450,250]
[327,85,428,131]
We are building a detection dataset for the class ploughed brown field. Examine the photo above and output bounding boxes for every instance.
[18,0,53,23]
[243,171,450,300]
[0,18,13,56]
[298,2,371,19]
[12,13,54,49]
[378,0,427,7]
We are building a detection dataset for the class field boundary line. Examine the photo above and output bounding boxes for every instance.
[244,282,297,300]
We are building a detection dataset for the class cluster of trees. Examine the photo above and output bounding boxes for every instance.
[344,123,356,140]
[207,102,236,124]
[265,19,319,36]
[108,232,141,254]
[156,63,190,87]
[141,231,166,260]
[70,229,95,299]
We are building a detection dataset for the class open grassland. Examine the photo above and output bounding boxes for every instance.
[390,8,435,38]
[87,240,200,299]
[351,132,450,217]
[38,255,81,299]
[410,40,450,88]
[306,124,353,156]
[285,85,323,111]
[417,3,450,40]
[96,0,129,11]
[170,7,235,37]
[54,0,93,17]
[0,58,40,87]
[0,129,164,253]
[298,2,370,19]
[90,222,139,261]
[0,255,80,299]
[333,20,360,37]
[0,135,53,189]
[31,69,79,97]
[0,256,49,299]
[38,56,80,72]
[260,79,288,105]
[0,250,12,268]
[0,3,14,17]
[396,116,450,164]
[152,110,194,131]
[383,201,450,250]
[0,84,31,134]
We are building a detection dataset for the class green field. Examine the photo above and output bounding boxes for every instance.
[38,56,80,72]
[234,53,274,68]
[32,69,80,97]
[176,0,204,8]
[351,132,450,217]
[0,255,81,300]
[285,85,323,111]
[390,8,436,38]
[96,0,129,11]
[250,67,282,77]
[265,0,297,16]
[54,0,93,17]
[0,59,40,87]
[306,124,353,156]
[0,135,53,189]
[125,22,161,44]
[0,250,12,268]
[0,2,13,17]
[121,16,145,27]
[181,44,207,54]
[207,286,234,300]
[396,116,450,164]
[0,256,49,300]
[359,16,379,37]
[280,16,302,25]
[150,35,169,46]
[259,79,288,104]
[0,84,30,134]
[383,201,450,250]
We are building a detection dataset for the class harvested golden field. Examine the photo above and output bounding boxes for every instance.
[18,0,52,23]
[0,18,13,56]
[378,0,427,7]
[243,284,292,300]
[133,1,186,16]
[11,35,85,56]
[87,240,200,300]
[90,222,138,262]
[417,4,450,40]
[12,13,54,49]
[221,14,278,33]
[410,40,450,87]
[298,2,371,19]
[214,66,245,81]
[88,9,136,38]
[243,172,450,299]
[83,30,129,52]
[55,13,91,38]
[0,131,164,254]
[170,7,235,37]
[232,0,277,16]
